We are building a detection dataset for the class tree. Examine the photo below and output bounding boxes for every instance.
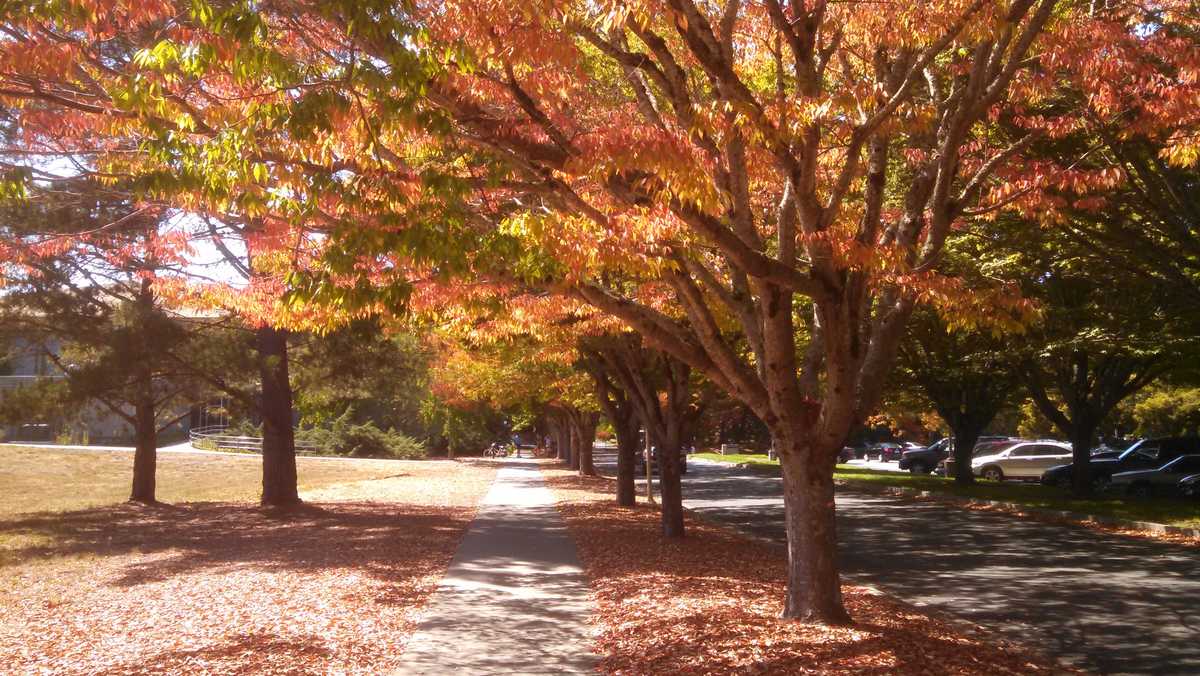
[0,3,360,506]
[360,0,1064,621]
[897,311,1020,483]
[0,181,202,503]
[252,0,1067,621]
[983,216,1177,496]
[0,0,1113,623]
[1014,3,1200,329]
[582,334,706,537]
[579,339,642,507]
[1130,384,1200,437]
[291,323,432,436]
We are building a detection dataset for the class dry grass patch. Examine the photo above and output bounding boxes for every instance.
[0,445,427,515]
[543,467,1070,675]
[0,457,496,674]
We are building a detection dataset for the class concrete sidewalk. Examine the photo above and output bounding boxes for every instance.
[399,459,597,675]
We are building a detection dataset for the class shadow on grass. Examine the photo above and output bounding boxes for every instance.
[0,500,474,592]
[132,632,334,674]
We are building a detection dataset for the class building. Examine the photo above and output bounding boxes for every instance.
[0,336,190,444]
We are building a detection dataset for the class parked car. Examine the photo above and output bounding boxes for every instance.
[1111,455,1200,498]
[844,443,870,459]
[1040,437,1200,491]
[940,437,1022,476]
[972,440,1072,482]
[839,446,856,464]
[1180,474,1200,499]
[635,447,689,475]
[899,438,950,475]
[869,441,905,462]
[972,438,1020,457]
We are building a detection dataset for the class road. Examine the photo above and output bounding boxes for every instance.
[596,449,1200,675]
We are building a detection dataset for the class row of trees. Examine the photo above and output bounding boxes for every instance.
[2,0,1198,624]
[0,185,487,502]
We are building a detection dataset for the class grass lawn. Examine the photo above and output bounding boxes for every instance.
[693,452,1200,529]
[0,446,497,674]
[543,467,1063,674]
[0,445,418,515]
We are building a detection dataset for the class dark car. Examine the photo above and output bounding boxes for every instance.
[1180,473,1200,499]
[1111,455,1200,498]
[899,438,949,475]
[1040,437,1200,491]
[635,447,688,475]
[869,442,904,462]
[839,446,856,464]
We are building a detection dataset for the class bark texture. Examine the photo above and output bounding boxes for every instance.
[257,325,300,506]
[779,440,850,624]
[129,397,157,504]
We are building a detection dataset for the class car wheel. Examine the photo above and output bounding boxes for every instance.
[982,466,1004,482]
[1091,475,1111,492]
[909,462,929,475]
[1128,482,1153,499]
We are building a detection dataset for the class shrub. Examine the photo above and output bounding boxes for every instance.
[295,407,428,459]
[227,419,263,437]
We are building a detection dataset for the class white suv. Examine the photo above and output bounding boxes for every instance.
[972,441,1072,482]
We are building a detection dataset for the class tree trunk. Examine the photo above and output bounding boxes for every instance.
[614,413,638,506]
[950,420,984,485]
[568,419,581,471]
[1070,421,1097,498]
[547,416,566,462]
[1068,352,1097,499]
[257,325,300,506]
[577,414,598,477]
[129,278,157,504]
[778,437,851,624]
[658,437,685,537]
[129,397,157,504]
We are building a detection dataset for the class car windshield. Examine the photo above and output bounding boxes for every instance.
[1117,439,1159,463]
[1163,456,1200,473]
[995,442,1023,455]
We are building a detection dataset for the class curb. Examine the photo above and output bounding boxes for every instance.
[856,483,1200,538]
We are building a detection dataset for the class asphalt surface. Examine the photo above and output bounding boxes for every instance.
[399,459,596,675]
[597,449,1200,675]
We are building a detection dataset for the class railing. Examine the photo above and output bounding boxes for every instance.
[0,374,66,390]
[189,425,322,453]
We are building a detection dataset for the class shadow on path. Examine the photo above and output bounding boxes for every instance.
[398,459,596,675]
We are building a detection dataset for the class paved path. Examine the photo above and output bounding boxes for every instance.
[399,459,596,675]
[675,457,1200,675]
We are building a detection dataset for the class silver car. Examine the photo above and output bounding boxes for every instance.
[1111,455,1200,498]
[971,441,1072,482]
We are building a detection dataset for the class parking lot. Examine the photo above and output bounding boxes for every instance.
[596,448,1200,674]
